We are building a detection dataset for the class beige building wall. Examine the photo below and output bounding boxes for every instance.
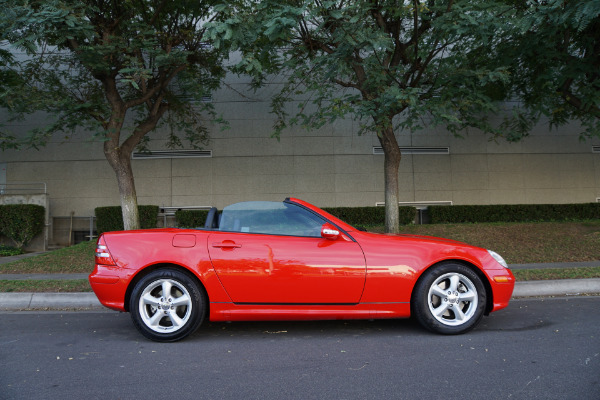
[1,80,599,236]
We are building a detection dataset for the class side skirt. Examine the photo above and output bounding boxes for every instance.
[209,302,411,322]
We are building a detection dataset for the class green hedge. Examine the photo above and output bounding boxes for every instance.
[176,209,210,228]
[174,207,416,229]
[95,205,159,234]
[429,203,600,224]
[323,206,416,226]
[0,244,24,256]
[0,204,45,248]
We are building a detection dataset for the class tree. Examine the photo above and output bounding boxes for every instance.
[0,0,226,229]
[215,0,527,233]
[496,0,600,138]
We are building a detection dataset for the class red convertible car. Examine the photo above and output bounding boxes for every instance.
[89,198,515,342]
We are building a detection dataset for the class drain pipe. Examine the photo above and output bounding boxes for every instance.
[69,211,74,246]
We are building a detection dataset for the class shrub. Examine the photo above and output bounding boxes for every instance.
[95,205,159,234]
[0,204,46,248]
[323,206,416,226]
[0,244,25,257]
[398,207,419,225]
[176,209,210,228]
[429,203,600,224]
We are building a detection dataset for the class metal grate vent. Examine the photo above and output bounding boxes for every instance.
[593,146,600,153]
[176,94,213,103]
[132,150,212,159]
[373,146,450,155]
[376,201,453,209]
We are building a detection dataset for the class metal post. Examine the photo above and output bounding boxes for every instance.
[89,216,94,241]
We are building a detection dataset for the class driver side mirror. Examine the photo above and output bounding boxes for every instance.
[321,223,340,240]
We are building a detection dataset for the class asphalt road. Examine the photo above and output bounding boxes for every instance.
[1,297,599,400]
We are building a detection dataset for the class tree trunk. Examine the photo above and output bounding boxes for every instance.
[378,123,402,234]
[104,145,141,231]
[102,102,141,231]
[115,156,140,231]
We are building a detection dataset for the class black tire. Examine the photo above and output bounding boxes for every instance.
[412,263,486,335]
[129,268,206,342]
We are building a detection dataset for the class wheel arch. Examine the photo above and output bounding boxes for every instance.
[410,259,494,316]
[124,263,208,313]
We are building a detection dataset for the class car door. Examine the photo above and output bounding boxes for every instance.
[208,231,366,304]
[206,201,366,304]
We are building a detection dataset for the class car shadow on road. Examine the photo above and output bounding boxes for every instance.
[190,317,426,341]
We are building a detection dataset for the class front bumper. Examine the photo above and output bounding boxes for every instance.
[486,268,515,312]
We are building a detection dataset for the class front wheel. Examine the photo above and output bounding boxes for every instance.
[129,269,206,342]
[412,263,486,334]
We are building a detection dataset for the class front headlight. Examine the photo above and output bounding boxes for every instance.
[487,250,508,269]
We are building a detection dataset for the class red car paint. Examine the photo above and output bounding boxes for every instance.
[89,198,514,328]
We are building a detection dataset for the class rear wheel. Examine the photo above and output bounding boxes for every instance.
[129,269,206,342]
[412,263,486,334]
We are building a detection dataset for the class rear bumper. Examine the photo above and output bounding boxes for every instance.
[89,264,128,312]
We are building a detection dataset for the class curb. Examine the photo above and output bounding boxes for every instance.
[511,278,600,297]
[1,279,600,310]
[0,293,102,310]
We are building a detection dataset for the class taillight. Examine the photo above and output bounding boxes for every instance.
[95,235,116,266]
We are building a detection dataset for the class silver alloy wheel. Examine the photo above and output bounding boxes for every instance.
[138,278,193,334]
[427,272,478,326]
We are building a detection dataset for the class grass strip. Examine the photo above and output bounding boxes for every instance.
[1,220,598,285]
[399,220,600,264]
[1,267,600,294]
[0,241,95,274]
[0,279,92,293]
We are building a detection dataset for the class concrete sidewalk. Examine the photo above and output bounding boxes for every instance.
[0,273,89,280]
[512,278,600,297]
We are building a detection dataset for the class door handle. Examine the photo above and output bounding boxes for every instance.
[212,241,242,249]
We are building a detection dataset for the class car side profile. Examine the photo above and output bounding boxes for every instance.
[89,198,515,342]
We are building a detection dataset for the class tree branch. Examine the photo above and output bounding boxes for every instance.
[561,79,600,117]
[121,103,169,155]
[123,64,186,110]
